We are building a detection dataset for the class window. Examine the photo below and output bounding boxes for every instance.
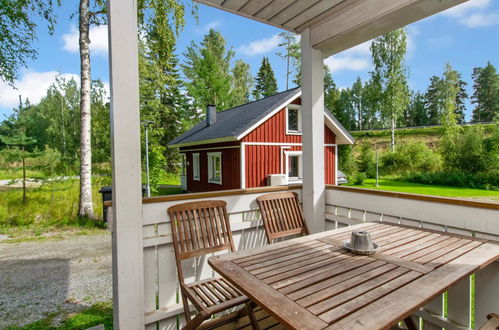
[286,151,302,182]
[192,153,200,181]
[180,154,186,176]
[286,105,302,134]
[207,152,222,184]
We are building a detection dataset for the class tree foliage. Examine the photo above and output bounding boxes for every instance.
[471,62,499,122]
[370,28,410,150]
[0,0,60,84]
[253,57,278,100]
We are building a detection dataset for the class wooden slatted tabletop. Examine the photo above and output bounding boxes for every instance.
[208,222,499,330]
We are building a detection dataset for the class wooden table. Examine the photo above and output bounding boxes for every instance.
[208,222,499,330]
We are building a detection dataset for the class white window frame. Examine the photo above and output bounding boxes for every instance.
[192,153,200,181]
[285,151,303,183]
[286,104,302,135]
[180,153,186,176]
[207,152,222,185]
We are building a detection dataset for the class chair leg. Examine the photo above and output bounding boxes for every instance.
[181,293,192,322]
[183,313,207,330]
[246,301,261,330]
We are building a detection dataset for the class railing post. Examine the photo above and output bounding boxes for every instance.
[301,28,325,233]
[108,0,144,328]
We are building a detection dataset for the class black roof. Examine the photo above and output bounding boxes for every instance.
[169,87,353,146]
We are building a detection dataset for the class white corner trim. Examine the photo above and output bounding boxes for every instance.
[240,143,246,189]
[335,145,338,185]
[236,89,302,140]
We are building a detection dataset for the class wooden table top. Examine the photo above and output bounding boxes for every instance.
[208,222,499,330]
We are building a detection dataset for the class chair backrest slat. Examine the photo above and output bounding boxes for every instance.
[257,192,309,243]
[168,200,236,282]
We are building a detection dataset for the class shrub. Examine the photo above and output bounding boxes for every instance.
[338,145,357,176]
[357,145,376,178]
[381,141,441,175]
[352,172,367,185]
[404,171,499,191]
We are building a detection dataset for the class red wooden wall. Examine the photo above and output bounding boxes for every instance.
[242,98,337,188]
[180,142,240,192]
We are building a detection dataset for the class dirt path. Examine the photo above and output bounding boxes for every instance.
[0,233,112,328]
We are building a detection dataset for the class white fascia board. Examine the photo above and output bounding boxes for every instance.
[168,137,238,148]
[324,112,355,145]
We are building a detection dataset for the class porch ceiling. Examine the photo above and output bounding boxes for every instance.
[194,0,467,57]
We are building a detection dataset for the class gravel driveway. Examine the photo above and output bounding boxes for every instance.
[0,233,112,328]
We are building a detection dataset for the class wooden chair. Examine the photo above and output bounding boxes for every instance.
[256,191,310,244]
[168,200,259,330]
[480,313,499,330]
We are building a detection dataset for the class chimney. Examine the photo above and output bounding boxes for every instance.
[206,104,216,126]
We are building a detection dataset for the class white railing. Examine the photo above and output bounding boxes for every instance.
[137,186,303,329]
[325,186,499,330]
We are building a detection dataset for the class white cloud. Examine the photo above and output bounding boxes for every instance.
[194,20,222,34]
[441,0,499,28]
[459,12,499,27]
[62,25,109,56]
[0,71,79,109]
[443,0,491,17]
[237,34,281,56]
[324,41,372,73]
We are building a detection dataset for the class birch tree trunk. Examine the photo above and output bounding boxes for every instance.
[391,116,396,152]
[78,0,94,217]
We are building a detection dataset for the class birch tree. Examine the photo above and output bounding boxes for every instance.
[370,29,409,151]
[77,0,106,218]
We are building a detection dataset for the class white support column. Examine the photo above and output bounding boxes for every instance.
[301,28,325,233]
[108,1,144,329]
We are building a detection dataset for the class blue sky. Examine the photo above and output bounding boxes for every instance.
[0,0,498,121]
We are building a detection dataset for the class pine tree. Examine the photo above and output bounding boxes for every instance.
[407,92,428,126]
[253,57,278,100]
[471,62,499,122]
[351,77,364,130]
[276,32,300,90]
[324,66,340,114]
[425,75,444,125]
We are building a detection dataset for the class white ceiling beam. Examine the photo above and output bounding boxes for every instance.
[311,0,467,57]
[194,0,296,32]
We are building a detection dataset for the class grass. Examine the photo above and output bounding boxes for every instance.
[5,302,112,330]
[157,170,180,185]
[346,178,499,200]
[154,186,184,196]
[0,169,48,180]
[0,177,111,240]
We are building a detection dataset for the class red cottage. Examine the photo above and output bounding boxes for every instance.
[168,87,354,192]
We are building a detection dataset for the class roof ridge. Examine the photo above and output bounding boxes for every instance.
[217,87,300,114]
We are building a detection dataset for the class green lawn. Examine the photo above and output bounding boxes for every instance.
[5,302,112,330]
[347,178,499,201]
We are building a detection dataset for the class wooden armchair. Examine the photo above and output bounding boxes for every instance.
[168,200,258,330]
[256,191,310,244]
